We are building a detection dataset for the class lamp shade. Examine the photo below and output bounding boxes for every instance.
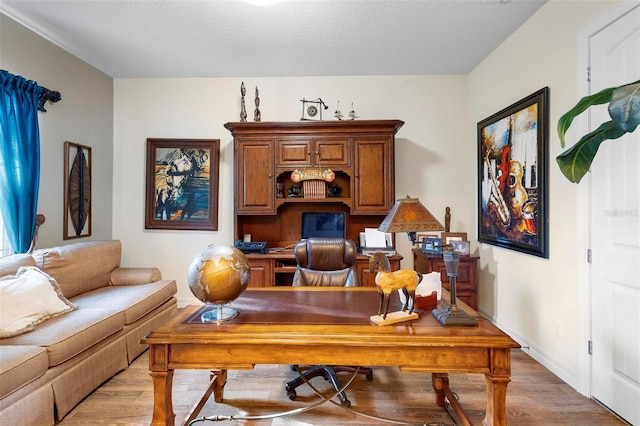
[378,197,445,233]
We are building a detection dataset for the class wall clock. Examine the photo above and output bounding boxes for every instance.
[300,98,328,121]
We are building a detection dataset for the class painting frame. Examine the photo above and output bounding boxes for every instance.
[63,141,92,240]
[145,138,220,231]
[421,237,443,255]
[477,87,549,258]
[441,232,468,245]
[450,240,471,256]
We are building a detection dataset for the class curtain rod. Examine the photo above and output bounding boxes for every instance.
[1,69,62,112]
[38,87,61,112]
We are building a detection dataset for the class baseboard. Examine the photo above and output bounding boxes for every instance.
[177,296,197,308]
[477,307,582,395]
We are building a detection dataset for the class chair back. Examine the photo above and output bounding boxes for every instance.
[292,238,360,287]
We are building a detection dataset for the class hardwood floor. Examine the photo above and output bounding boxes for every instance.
[59,349,627,425]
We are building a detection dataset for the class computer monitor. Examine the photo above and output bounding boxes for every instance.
[301,212,346,240]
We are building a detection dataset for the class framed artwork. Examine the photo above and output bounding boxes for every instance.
[477,87,549,258]
[421,237,443,255]
[451,240,471,256]
[64,141,92,240]
[415,232,441,248]
[441,232,468,245]
[145,138,220,231]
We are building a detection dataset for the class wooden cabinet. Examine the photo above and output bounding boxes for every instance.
[276,138,350,168]
[353,137,394,214]
[245,258,274,287]
[246,253,402,288]
[412,248,479,310]
[234,138,275,214]
[225,120,404,248]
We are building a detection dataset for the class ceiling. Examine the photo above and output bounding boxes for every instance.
[1,0,546,79]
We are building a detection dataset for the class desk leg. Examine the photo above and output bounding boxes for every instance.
[483,348,512,426]
[431,373,449,407]
[149,344,175,426]
[210,369,228,403]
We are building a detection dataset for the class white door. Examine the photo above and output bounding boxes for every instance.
[589,3,640,424]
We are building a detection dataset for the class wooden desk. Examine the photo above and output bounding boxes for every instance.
[143,288,519,426]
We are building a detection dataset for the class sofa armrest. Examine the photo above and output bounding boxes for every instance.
[109,267,162,286]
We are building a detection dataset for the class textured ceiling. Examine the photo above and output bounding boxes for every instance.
[1,0,546,78]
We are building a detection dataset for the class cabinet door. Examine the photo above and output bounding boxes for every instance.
[246,259,274,287]
[235,139,275,214]
[315,138,350,167]
[276,138,312,167]
[277,138,350,168]
[352,137,394,214]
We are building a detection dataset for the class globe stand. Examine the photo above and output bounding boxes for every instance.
[201,303,238,323]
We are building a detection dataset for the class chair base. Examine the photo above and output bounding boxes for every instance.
[285,365,374,407]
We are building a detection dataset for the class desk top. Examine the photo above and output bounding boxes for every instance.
[144,288,519,351]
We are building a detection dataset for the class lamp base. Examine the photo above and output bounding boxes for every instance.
[431,305,477,327]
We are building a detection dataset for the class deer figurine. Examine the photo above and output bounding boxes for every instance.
[369,252,423,319]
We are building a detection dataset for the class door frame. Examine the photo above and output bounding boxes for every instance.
[576,0,640,398]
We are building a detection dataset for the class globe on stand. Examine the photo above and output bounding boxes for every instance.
[187,245,251,323]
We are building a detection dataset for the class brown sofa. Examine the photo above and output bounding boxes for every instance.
[0,240,177,425]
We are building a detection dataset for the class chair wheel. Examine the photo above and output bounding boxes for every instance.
[365,372,374,381]
[287,389,297,401]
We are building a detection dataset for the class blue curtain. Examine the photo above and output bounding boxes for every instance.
[0,70,57,254]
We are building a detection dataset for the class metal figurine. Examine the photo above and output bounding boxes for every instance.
[334,101,343,120]
[240,82,247,122]
[445,206,451,232]
[348,102,359,120]
[254,87,261,122]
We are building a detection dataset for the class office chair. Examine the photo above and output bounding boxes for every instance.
[285,237,373,407]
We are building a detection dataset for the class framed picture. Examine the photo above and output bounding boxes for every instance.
[415,232,441,248]
[477,87,549,258]
[421,237,443,255]
[441,232,468,245]
[145,138,220,231]
[63,141,92,240]
[450,240,471,256]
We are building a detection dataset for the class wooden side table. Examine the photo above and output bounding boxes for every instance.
[412,248,479,310]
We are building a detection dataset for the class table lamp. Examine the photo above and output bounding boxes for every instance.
[431,251,477,326]
[377,196,445,245]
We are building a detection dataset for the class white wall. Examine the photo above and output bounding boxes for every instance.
[113,75,470,302]
[468,0,619,391]
[0,14,114,247]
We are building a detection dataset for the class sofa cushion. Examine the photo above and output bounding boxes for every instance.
[0,267,77,338]
[0,308,125,367]
[0,346,48,398]
[32,240,121,298]
[72,280,177,325]
[0,254,35,278]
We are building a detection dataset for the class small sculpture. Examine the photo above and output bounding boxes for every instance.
[240,82,247,122]
[254,87,261,122]
[334,101,343,120]
[327,184,342,197]
[348,102,359,120]
[369,252,423,319]
[445,206,451,232]
[287,185,302,198]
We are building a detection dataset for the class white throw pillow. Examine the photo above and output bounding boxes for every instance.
[0,266,77,338]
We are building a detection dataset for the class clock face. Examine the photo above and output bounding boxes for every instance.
[307,105,318,117]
